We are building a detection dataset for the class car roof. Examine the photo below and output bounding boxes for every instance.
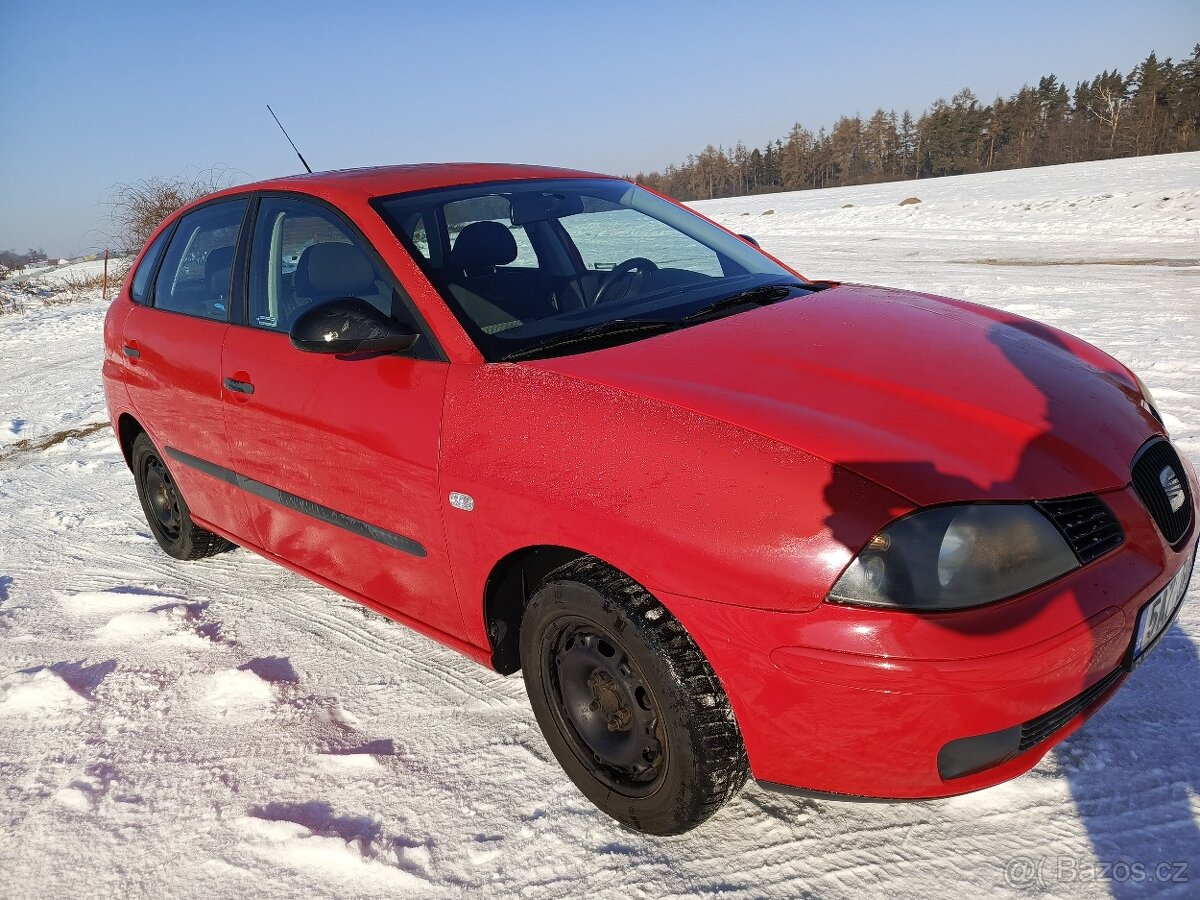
[205,163,618,205]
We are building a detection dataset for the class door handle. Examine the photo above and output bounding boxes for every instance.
[223,377,255,395]
[122,345,140,358]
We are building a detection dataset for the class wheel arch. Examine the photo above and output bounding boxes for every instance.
[482,546,727,684]
[116,412,147,469]
[483,545,592,674]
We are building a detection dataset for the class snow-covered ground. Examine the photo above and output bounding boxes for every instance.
[3,257,125,287]
[1,154,1198,899]
[1,257,129,317]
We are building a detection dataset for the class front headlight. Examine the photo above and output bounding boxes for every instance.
[1133,371,1165,427]
[827,504,1078,611]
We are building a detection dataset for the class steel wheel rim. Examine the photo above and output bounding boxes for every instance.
[543,616,667,797]
[143,455,182,541]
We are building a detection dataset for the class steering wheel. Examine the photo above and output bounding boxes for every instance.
[593,257,659,304]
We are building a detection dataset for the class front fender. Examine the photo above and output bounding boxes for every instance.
[439,363,912,649]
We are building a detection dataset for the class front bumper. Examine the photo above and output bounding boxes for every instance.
[658,482,1196,799]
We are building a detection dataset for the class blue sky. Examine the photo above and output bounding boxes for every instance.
[1,0,1197,255]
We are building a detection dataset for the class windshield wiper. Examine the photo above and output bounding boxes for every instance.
[678,283,806,324]
[500,318,677,362]
[499,282,813,361]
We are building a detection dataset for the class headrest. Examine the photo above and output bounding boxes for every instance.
[204,245,234,280]
[452,221,518,273]
[205,245,234,297]
[296,242,377,298]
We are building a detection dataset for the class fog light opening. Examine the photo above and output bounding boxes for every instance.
[937,725,1022,780]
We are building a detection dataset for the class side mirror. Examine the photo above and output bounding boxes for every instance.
[289,298,419,355]
[738,234,761,249]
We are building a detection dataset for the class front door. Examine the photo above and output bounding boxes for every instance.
[220,195,463,640]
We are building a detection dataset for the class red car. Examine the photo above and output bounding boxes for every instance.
[102,164,1195,834]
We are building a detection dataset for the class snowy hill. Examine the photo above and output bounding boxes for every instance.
[1,256,129,316]
[1,153,1199,898]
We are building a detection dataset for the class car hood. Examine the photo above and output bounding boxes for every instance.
[531,284,1156,506]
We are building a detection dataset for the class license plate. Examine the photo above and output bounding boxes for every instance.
[1129,545,1196,668]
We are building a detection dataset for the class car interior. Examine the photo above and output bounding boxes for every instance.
[383,189,727,340]
[156,234,238,320]
[150,200,247,321]
[251,207,395,332]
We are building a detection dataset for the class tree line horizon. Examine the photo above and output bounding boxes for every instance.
[629,45,1200,201]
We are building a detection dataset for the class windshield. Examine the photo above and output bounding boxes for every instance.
[374,178,805,361]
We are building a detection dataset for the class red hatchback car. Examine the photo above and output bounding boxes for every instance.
[103,164,1196,834]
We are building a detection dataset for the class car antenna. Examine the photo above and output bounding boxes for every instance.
[266,104,313,174]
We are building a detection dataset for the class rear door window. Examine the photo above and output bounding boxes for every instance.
[152,199,248,321]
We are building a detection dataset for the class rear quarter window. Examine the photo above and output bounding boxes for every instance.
[130,227,173,304]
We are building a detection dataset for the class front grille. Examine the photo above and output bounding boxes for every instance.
[1017,668,1123,753]
[1131,438,1194,547]
[1038,495,1124,563]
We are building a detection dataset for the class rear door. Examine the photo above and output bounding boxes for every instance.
[220,195,464,639]
[121,197,250,535]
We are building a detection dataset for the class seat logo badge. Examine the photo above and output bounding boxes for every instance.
[1160,466,1185,513]
[449,492,475,512]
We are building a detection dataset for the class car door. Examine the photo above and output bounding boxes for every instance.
[121,197,251,535]
[220,194,465,639]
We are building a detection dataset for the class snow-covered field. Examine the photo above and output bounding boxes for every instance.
[1,153,1198,899]
[2,257,124,289]
[1,257,129,317]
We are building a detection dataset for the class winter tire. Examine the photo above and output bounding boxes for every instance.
[520,557,748,834]
[131,432,234,561]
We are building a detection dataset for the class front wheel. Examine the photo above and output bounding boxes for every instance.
[520,558,748,834]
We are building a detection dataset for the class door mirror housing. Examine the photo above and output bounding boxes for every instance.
[738,234,761,248]
[289,298,419,355]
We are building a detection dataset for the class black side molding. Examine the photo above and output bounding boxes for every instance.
[164,447,426,558]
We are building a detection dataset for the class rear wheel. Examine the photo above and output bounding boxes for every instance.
[520,558,748,834]
[131,432,234,560]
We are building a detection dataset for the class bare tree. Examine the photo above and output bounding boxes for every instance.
[1086,71,1129,154]
[105,166,236,253]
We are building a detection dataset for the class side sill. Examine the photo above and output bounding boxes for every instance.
[189,513,496,670]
